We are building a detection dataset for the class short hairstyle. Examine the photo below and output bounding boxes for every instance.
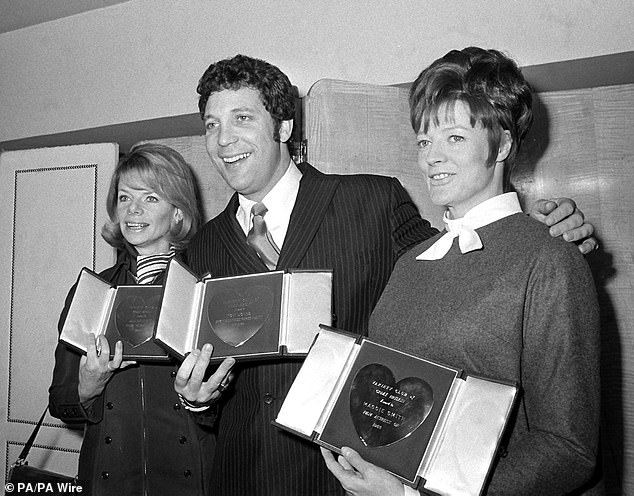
[102,143,201,251]
[197,54,296,141]
[409,47,533,168]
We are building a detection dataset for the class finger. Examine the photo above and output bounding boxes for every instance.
[341,447,370,472]
[86,333,98,358]
[337,453,355,471]
[189,343,214,385]
[554,197,577,211]
[174,349,200,390]
[109,341,124,369]
[320,446,335,464]
[213,357,236,386]
[550,218,589,240]
[96,334,112,363]
[549,216,576,237]
[577,237,600,255]
[557,222,594,244]
[320,447,350,479]
[532,198,559,218]
[543,199,576,228]
[83,334,104,370]
[217,371,236,393]
[120,360,137,369]
[200,357,236,400]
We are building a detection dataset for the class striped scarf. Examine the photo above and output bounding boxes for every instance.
[135,250,174,285]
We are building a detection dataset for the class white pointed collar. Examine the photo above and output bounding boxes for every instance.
[417,193,522,261]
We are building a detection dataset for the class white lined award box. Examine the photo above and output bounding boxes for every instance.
[154,258,333,362]
[274,326,518,495]
[60,267,168,360]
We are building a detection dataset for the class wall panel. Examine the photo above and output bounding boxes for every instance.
[0,144,117,485]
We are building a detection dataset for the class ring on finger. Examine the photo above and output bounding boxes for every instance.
[217,381,229,393]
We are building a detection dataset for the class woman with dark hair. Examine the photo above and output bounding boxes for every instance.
[322,47,600,496]
[49,143,231,495]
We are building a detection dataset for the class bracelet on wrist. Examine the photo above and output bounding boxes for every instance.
[177,393,213,412]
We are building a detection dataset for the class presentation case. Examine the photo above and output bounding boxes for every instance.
[274,326,518,494]
[60,268,167,360]
[154,258,333,362]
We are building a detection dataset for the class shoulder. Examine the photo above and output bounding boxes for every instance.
[331,173,408,205]
[338,174,404,196]
[188,217,220,253]
[505,214,576,249]
[493,213,590,270]
[192,195,237,237]
[197,208,232,237]
[97,251,132,284]
[299,161,399,188]
[97,265,118,281]
[186,206,236,263]
[298,163,408,211]
[335,172,400,189]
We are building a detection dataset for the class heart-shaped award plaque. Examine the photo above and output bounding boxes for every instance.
[207,285,274,347]
[114,294,161,347]
[349,363,434,447]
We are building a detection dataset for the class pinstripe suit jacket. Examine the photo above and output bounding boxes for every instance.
[186,162,437,496]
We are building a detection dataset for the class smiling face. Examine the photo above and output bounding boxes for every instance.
[203,87,293,202]
[417,100,510,219]
[115,171,181,255]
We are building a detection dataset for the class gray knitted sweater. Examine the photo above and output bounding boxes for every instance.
[369,212,600,495]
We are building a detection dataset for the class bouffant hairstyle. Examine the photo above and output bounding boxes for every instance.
[101,143,201,251]
[409,47,533,168]
[197,54,295,141]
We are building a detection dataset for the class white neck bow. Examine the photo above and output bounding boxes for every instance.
[417,193,523,261]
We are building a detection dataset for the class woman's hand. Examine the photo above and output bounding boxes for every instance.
[78,333,135,404]
[320,447,405,496]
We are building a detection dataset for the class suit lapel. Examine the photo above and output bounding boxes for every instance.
[217,194,269,272]
[277,163,340,269]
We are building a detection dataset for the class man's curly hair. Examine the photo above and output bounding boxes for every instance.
[197,54,296,141]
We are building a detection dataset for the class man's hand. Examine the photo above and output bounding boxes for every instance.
[530,198,599,254]
[320,447,404,496]
[174,343,235,404]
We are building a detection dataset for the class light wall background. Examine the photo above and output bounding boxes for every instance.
[1,0,633,143]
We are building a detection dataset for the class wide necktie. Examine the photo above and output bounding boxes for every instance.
[246,202,280,270]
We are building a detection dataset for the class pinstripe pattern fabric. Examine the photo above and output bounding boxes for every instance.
[185,163,438,496]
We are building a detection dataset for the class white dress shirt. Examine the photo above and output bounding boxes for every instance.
[236,160,302,249]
